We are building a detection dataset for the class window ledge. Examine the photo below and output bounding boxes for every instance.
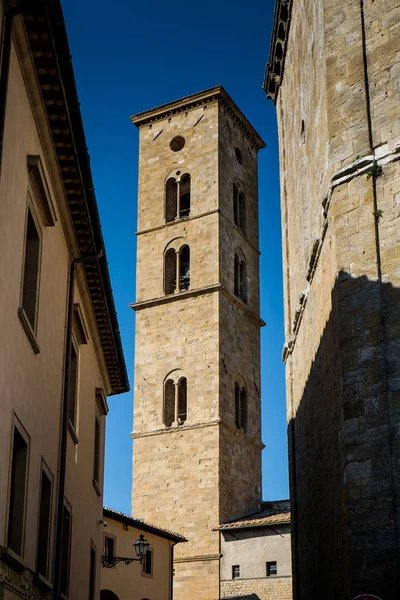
[141,571,153,579]
[18,307,40,354]
[92,478,102,497]
[0,545,27,572]
[68,420,79,444]
[34,572,53,591]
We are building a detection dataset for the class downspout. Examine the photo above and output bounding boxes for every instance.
[53,250,102,600]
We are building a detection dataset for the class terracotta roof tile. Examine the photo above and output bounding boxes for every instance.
[215,500,291,531]
[103,507,187,543]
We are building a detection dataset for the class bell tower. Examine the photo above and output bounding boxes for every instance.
[131,86,265,600]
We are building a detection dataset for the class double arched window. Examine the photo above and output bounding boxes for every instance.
[164,376,188,427]
[234,253,247,303]
[166,174,191,222]
[233,183,246,234]
[235,383,248,432]
[164,244,190,295]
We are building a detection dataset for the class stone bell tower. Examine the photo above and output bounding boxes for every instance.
[130,86,265,600]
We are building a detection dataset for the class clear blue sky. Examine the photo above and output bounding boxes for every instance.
[61,0,288,513]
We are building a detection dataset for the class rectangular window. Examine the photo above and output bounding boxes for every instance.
[93,416,100,486]
[232,565,240,579]
[36,469,52,578]
[68,344,78,431]
[89,543,96,600]
[22,208,40,330]
[60,504,72,597]
[8,426,29,556]
[103,535,115,560]
[267,561,277,577]
[142,548,153,576]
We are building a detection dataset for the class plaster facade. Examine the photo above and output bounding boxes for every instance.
[265,0,400,598]
[0,2,127,599]
[131,87,265,600]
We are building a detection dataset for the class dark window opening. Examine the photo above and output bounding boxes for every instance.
[179,245,190,291]
[8,427,28,556]
[142,548,153,575]
[234,383,241,429]
[164,249,177,295]
[276,42,283,59]
[37,470,52,578]
[170,135,185,152]
[103,536,115,560]
[93,416,100,485]
[274,60,281,76]
[234,147,242,164]
[301,119,305,143]
[60,504,71,597]
[234,254,240,297]
[89,545,96,600]
[267,561,277,577]
[166,178,178,223]
[179,174,191,218]
[22,209,40,329]
[232,565,240,579]
[233,184,239,226]
[278,22,285,40]
[239,191,246,234]
[178,378,187,424]
[239,260,247,303]
[240,388,248,432]
[164,379,175,427]
[68,344,78,429]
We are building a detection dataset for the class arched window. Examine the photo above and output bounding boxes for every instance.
[165,174,191,222]
[166,178,177,223]
[239,191,246,234]
[164,249,177,295]
[233,184,239,226]
[234,253,247,303]
[180,174,191,218]
[235,383,248,432]
[239,260,247,303]
[178,378,187,424]
[164,379,175,427]
[179,245,190,291]
[163,375,188,427]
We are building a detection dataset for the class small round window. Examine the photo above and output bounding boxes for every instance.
[235,147,243,164]
[170,136,185,152]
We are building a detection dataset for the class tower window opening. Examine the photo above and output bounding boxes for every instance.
[163,376,188,427]
[239,191,246,234]
[164,249,177,295]
[301,120,305,143]
[164,379,175,427]
[165,173,191,222]
[179,174,191,218]
[234,253,247,303]
[170,135,185,152]
[166,178,178,223]
[178,378,187,424]
[179,245,190,291]
[233,184,239,226]
[235,383,248,432]
[235,147,243,164]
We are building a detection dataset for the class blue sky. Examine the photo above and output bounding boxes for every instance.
[61,0,288,513]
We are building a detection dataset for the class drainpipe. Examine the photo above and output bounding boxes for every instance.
[169,542,176,600]
[0,2,50,180]
[53,250,102,600]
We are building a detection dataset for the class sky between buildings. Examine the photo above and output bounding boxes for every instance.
[61,0,288,512]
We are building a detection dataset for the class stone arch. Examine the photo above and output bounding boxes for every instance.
[234,248,247,303]
[163,370,188,427]
[164,169,191,222]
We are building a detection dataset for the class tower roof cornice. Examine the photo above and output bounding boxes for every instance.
[130,85,266,150]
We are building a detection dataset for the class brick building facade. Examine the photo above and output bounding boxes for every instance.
[265,0,400,598]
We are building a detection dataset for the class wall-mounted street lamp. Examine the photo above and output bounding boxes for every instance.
[101,534,150,568]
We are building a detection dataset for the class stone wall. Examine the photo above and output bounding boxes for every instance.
[273,0,400,597]
[220,577,292,600]
[0,561,50,600]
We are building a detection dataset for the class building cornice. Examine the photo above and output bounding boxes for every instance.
[131,284,265,328]
[18,3,129,394]
[130,85,266,151]
[263,0,294,103]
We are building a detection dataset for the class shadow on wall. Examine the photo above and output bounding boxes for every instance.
[100,591,120,600]
[289,272,400,600]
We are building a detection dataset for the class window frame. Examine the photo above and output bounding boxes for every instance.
[103,533,116,561]
[89,541,97,600]
[60,500,72,599]
[67,338,79,444]
[266,560,278,577]
[141,546,153,578]
[232,564,240,579]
